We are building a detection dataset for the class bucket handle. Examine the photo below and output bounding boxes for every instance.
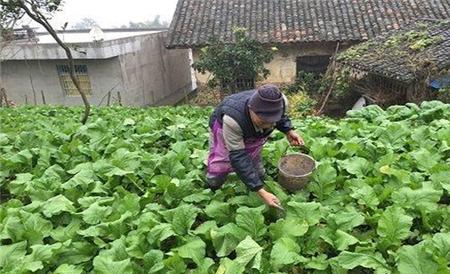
[285,144,310,155]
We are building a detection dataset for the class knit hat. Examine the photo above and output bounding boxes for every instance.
[248,84,284,123]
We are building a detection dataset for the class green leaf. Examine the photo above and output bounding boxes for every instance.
[110,148,141,173]
[183,191,211,203]
[12,211,53,244]
[430,166,450,192]
[165,204,200,235]
[8,149,33,167]
[51,217,82,242]
[125,231,148,259]
[112,190,141,216]
[143,250,165,273]
[205,201,232,225]
[53,264,84,274]
[151,174,172,192]
[194,220,218,240]
[93,256,133,274]
[192,258,215,274]
[158,151,186,178]
[397,244,438,274]
[377,206,413,249]
[164,254,187,274]
[305,254,329,270]
[28,242,63,262]
[391,183,442,212]
[410,148,441,171]
[42,194,76,217]
[216,258,245,274]
[269,216,309,240]
[270,237,303,270]
[350,183,380,208]
[309,162,337,200]
[235,236,263,271]
[340,157,371,177]
[8,173,33,196]
[81,202,112,225]
[23,261,44,272]
[176,237,206,266]
[54,241,97,265]
[0,241,27,269]
[334,251,390,274]
[147,223,175,246]
[132,212,160,233]
[235,206,266,240]
[428,232,450,262]
[211,224,246,257]
[123,118,135,126]
[335,230,359,251]
[286,201,324,225]
[62,169,95,189]
[329,206,365,231]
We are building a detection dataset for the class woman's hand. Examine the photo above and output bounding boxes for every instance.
[257,188,282,208]
[286,130,305,146]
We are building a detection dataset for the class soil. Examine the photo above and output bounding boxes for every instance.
[279,154,316,176]
[187,86,223,106]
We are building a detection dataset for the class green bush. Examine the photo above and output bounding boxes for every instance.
[193,28,274,92]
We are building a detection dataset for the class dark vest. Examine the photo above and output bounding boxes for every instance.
[210,90,283,139]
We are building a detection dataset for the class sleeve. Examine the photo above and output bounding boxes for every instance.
[222,115,264,191]
[222,115,245,151]
[275,94,294,133]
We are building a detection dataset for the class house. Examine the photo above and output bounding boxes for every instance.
[166,0,450,88]
[0,28,194,106]
[337,19,450,105]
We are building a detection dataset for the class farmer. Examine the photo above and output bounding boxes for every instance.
[206,84,304,208]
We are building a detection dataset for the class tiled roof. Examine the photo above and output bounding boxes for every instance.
[339,19,450,83]
[166,0,450,48]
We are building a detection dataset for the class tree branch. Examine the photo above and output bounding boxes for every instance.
[19,0,90,124]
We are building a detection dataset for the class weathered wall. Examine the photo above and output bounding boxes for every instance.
[192,41,348,87]
[1,31,193,106]
[118,32,193,106]
[1,58,123,106]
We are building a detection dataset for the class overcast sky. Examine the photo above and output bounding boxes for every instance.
[24,0,179,29]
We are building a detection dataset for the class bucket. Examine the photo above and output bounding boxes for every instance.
[278,153,316,192]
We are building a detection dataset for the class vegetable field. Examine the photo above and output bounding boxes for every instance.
[1,101,449,274]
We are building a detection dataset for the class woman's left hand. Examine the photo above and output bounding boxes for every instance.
[286,130,305,146]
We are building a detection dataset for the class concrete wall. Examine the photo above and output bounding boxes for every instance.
[1,58,123,106]
[193,41,349,87]
[0,31,193,106]
[117,32,192,106]
[3,32,164,60]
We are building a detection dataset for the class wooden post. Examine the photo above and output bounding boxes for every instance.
[142,79,146,105]
[25,94,28,105]
[40,90,46,105]
[150,89,155,105]
[0,88,4,107]
[107,91,111,106]
[317,42,341,115]
[30,74,37,105]
[1,88,10,107]
[117,91,122,106]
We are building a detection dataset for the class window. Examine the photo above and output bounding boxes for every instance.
[235,78,255,90]
[57,64,92,96]
[296,55,331,75]
[221,78,255,91]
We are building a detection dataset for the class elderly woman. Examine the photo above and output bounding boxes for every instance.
[206,84,304,208]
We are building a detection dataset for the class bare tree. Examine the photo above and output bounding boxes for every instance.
[0,13,19,105]
[0,0,91,124]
